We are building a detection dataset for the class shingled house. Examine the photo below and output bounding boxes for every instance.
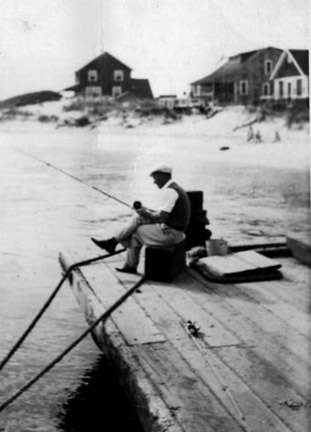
[66,52,153,99]
[191,47,283,105]
[270,49,309,105]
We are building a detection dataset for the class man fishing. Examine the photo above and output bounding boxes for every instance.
[91,165,191,274]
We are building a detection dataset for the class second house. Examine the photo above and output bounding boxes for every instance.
[66,52,153,100]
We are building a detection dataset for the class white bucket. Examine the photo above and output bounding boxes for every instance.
[206,238,228,256]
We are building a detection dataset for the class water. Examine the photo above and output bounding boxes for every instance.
[0,125,310,430]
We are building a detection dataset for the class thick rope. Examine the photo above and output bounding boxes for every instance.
[0,275,145,414]
[0,248,125,372]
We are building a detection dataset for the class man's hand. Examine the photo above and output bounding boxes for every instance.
[135,206,150,218]
[135,207,169,224]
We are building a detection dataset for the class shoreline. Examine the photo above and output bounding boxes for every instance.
[0,114,309,173]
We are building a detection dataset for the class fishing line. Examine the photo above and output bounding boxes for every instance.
[17,149,142,210]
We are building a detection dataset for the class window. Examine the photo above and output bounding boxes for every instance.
[239,80,248,96]
[287,82,292,98]
[112,86,122,98]
[114,70,124,82]
[297,79,302,96]
[265,60,272,75]
[262,83,271,96]
[279,81,284,98]
[88,70,98,82]
[85,86,102,97]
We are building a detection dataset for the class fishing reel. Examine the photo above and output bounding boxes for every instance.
[133,201,142,210]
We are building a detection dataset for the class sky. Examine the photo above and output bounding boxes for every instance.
[0,0,309,100]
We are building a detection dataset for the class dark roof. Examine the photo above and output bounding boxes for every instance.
[191,49,259,85]
[191,46,282,85]
[191,61,242,85]
[76,52,132,73]
[289,49,309,75]
[229,49,258,63]
[130,79,153,99]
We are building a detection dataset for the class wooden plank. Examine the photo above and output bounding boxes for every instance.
[236,250,281,269]
[136,284,299,430]
[287,233,311,266]
[229,239,287,252]
[198,251,281,278]
[84,262,245,431]
[106,263,240,348]
[188,270,310,363]
[81,263,166,346]
[235,281,311,338]
[183,270,311,399]
[138,343,245,432]
[59,251,107,340]
[216,346,311,432]
[61,251,311,431]
[199,254,255,275]
[109,264,306,430]
[213,284,309,365]
[251,276,310,315]
[59,252,185,432]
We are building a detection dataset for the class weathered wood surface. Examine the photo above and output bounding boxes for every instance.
[287,233,311,267]
[61,252,311,432]
[197,250,281,277]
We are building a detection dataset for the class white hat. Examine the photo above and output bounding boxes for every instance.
[150,164,172,175]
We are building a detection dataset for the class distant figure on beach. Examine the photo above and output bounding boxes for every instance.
[274,131,281,142]
[247,126,255,142]
[91,165,191,274]
[254,130,262,143]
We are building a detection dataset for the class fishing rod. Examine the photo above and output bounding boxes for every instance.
[18,149,142,210]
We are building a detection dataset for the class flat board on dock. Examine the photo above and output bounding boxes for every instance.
[59,250,311,432]
[194,250,283,282]
[287,233,311,267]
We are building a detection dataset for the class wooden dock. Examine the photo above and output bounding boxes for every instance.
[60,250,311,432]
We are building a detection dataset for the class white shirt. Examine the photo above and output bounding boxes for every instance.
[159,179,178,213]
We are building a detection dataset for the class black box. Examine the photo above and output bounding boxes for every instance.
[144,241,186,282]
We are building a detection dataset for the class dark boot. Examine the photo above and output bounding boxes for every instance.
[115,265,137,274]
[91,237,117,254]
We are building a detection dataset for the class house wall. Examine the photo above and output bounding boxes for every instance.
[192,48,283,105]
[275,59,300,78]
[233,47,282,104]
[76,59,132,97]
[191,83,214,101]
[273,75,309,99]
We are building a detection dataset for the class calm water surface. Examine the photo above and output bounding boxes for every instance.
[0,128,309,431]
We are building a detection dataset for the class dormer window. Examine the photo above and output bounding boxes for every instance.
[88,70,98,82]
[265,60,272,75]
[114,70,124,81]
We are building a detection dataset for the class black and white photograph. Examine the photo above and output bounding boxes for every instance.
[0,1,310,430]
